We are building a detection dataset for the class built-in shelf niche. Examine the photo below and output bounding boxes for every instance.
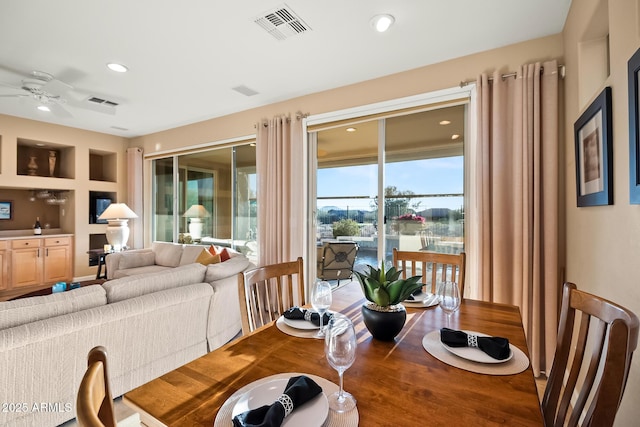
[89,150,117,182]
[16,139,75,179]
[89,191,117,224]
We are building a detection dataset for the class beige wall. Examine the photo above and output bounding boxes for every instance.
[0,114,129,278]
[563,0,640,425]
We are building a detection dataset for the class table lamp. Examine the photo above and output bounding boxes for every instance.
[98,203,138,251]
[183,204,210,240]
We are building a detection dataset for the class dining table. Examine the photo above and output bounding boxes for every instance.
[123,281,544,426]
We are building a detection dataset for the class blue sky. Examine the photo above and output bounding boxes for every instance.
[317,156,464,211]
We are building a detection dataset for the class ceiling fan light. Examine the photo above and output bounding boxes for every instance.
[371,14,395,32]
[37,105,51,112]
[107,63,128,73]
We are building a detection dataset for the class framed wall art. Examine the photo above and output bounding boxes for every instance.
[628,48,640,203]
[574,86,612,207]
[0,201,13,220]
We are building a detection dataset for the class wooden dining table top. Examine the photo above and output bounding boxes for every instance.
[123,281,544,426]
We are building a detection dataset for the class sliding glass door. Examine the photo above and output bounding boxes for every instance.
[313,105,465,274]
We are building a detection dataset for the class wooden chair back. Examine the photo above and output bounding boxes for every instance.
[76,346,116,427]
[392,248,466,297]
[542,282,639,427]
[238,257,305,334]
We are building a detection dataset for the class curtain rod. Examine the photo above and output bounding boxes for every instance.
[459,64,565,88]
[255,111,310,128]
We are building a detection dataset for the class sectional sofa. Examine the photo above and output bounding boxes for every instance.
[0,244,252,427]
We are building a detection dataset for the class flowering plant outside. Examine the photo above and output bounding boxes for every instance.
[395,213,425,223]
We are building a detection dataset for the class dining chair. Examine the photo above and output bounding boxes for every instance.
[76,346,117,427]
[238,257,305,334]
[541,282,639,427]
[392,248,466,297]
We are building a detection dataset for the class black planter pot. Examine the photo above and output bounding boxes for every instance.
[361,303,407,341]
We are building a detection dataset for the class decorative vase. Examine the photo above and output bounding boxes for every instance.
[361,302,407,341]
[27,156,38,176]
[48,151,57,176]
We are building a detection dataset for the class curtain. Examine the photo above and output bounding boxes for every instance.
[256,115,305,266]
[475,60,560,376]
[127,147,143,249]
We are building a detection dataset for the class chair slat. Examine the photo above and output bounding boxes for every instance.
[392,248,466,297]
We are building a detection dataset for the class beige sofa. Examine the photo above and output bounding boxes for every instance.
[0,263,214,427]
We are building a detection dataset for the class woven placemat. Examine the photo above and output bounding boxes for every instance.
[214,372,359,427]
[422,330,529,375]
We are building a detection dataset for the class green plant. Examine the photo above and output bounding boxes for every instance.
[332,218,359,237]
[354,261,422,307]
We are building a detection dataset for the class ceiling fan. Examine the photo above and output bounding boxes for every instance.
[0,70,116,118]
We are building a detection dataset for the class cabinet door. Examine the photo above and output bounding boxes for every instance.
[0,250,6,290]
[11,248,43,288]
[43,246,71,283]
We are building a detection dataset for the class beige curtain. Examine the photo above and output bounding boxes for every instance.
[256,115,305,266]
[476,60,560,376]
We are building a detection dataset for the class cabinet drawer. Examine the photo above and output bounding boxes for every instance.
[11,239,42,249]
[45,237,70,247]
[0,240,6,250]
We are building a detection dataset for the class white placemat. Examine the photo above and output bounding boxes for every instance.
[276,316,324,339]
[422,330,530,375]
[214,373,359,427]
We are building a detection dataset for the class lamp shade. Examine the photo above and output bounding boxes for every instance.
[183,204,210,218]
[98,203,138,220]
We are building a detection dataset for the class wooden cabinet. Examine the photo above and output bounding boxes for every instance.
[0,235,73,300]
[0,241,7,291]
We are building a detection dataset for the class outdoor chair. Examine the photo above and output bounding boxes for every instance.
[317,241,359,286]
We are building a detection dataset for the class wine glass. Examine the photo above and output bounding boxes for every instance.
[324,313,357,413]
[311,279,332,337]
[438,281,461,327]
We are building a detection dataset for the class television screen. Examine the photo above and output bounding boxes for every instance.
[96,198,111,224]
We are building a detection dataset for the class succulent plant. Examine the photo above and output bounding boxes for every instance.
[354,261,422,307]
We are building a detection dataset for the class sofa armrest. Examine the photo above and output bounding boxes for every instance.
[105,248,154,280]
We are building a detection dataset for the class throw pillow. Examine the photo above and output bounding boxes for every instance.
[220,248,231,262]
[208,245,219,256]
[196,249,221,266]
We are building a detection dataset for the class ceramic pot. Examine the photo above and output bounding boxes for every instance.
[361,302,407,341]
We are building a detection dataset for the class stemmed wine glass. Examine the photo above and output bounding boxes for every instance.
[438,281,461,327]
[324,313,357,413]
[311,279,332,337]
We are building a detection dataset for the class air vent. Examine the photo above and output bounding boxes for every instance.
[254,4,311,41]
[232,85,259,97]
[88,96,119,107]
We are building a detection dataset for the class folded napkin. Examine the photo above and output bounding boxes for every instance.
[283,307,332,327]
[440,328,511,360]
[232,375,323,427]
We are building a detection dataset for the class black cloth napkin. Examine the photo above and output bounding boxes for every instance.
[440,328,511,360]
[283,307,332,327]
[232,375,323,427]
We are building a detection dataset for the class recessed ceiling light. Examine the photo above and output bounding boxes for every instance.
[439,120,451,125]
[107,63,128,73]
[370,14,395,33]
[346,127,357,132]
[37,105,50,112]
[36,143,46,147]
[451,134,460,140]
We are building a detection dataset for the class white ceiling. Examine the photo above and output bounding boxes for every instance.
[0,0,572,138]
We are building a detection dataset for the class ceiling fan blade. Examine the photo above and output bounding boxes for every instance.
[0,94,29,98]
[47,102,73,118]
[42,78,73,96]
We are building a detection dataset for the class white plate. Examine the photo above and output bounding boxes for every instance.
[403,292,439,307]
[231,378,329,427]
[440,330,514,364]
[281,311,333,330]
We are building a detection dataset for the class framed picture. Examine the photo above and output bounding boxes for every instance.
[0,201,13,220]
[574,86,613,207]
[629,48,640,203]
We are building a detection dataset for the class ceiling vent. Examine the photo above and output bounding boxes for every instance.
[254,4,311,41]
[88,96,119,107]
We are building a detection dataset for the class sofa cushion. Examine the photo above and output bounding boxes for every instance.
[180,244,206,265]
[103,263,207,303]
[204,255,251,282]
[152,241,183,267]
[119,251,156,270]
[112,265,173,279]
[0,286,107,330]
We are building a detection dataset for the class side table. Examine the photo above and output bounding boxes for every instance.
[87,249,112,279]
